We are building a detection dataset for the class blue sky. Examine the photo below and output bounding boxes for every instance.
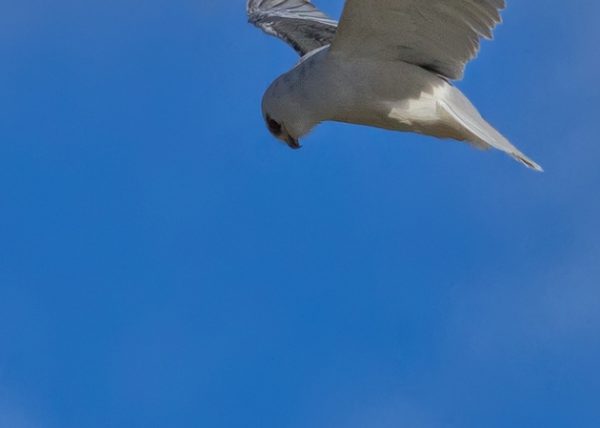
[1,1,599,427]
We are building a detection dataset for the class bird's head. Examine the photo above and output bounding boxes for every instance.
[260,78,317,150]
[263,113,302,150]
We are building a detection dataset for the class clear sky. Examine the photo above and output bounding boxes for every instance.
[1,1,599,427]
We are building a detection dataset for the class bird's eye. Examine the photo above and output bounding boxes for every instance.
[266,115,282,136]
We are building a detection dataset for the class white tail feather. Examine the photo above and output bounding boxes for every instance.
[440,86,543,172]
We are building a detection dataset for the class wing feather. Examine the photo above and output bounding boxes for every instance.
[331,0,506,80]
[247,0,338,56]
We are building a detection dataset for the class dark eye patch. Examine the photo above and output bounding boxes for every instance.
[266,115,282,136]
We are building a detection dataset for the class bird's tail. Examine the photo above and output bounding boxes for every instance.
[439,86,543,172]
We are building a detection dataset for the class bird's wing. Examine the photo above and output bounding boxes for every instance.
[247,0,338,56]
[331,0,506,80]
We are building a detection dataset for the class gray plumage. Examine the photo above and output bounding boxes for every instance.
[247,0,338,56]
[247,0,542,171]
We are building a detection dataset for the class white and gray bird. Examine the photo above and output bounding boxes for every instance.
[247,0,542,171]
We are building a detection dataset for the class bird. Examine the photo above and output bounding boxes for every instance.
[247,0,542,171]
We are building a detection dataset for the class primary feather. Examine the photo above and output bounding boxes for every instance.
[247,0,338,56]
[332,0,506,80]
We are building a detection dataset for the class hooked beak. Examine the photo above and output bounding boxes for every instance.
[284,134,301,150]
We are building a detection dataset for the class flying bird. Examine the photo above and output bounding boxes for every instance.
[247,0,542,171]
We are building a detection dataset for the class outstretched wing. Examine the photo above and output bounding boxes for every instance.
[331,0,506,80]
[247,0,338,56]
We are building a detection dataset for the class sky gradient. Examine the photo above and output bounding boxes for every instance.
[1,1,599,427]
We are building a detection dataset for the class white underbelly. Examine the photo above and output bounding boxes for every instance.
[385,83,466,140]
[388,84,449,126]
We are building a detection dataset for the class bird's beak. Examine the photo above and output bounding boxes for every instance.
[285,135,301,150]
